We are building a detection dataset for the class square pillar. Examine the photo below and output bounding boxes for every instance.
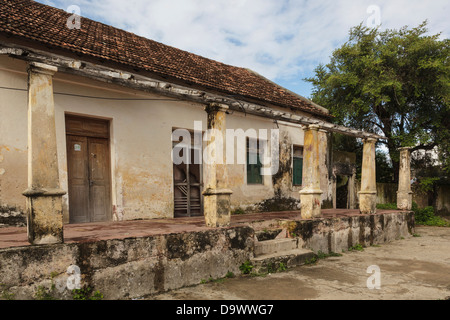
[23,62,65,245]
[202,103,233,227]
[300,125,323,219]
[397,147,413,210]
[359,138,377,214]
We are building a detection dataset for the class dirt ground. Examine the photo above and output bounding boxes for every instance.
[149,226,450,300]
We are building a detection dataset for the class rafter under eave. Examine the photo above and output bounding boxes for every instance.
[0,42,386,140]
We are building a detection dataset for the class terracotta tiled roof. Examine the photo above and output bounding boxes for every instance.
[0,0,329,117]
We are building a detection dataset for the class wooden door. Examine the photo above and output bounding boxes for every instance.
[173,146,203,218]
[88,138,111,222]
[66,116,111,223]
[67,135,89,223]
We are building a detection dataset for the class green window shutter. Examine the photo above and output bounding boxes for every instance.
[293,157,303,186]
[247,149,263,184]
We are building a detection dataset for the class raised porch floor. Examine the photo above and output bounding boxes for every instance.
[0,209,406,249]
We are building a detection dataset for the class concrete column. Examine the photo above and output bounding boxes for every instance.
[300,125,323,219]
[202,103,233,227]
[348,169,357,209]
[359,138,377,214]
[318,129,332,207]
[397,147,413,210]
[23,62,65,245]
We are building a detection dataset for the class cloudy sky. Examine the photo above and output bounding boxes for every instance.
[37,0,449,98]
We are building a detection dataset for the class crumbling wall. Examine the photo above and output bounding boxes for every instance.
[376,183,398,204]
[0,205,26,228]
[436,185,450,216]
[284,211,415,253]
[0,57,28,218]
[0,226,254,300]
[0,211,414,300]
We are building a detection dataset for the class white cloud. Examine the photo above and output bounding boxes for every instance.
[39,0,449,96]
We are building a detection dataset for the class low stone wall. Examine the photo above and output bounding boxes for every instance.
[0,205,26,228]
[0,212,414,300]
[0,227,254,300]
[374,182,450,216]
[283,212,415,254]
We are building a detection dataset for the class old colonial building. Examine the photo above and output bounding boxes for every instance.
[0,1,391,244]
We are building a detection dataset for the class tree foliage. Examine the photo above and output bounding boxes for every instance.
[306,21,450,179]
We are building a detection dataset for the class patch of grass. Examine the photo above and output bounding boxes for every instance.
[304,256,318,265]
[200,277,224,284]
[316,251,343,259]
[413,233,421,237]
[246,262,290,277]
[231,207,246,215]
[348,244,364,252]
[0,284,15,300]
[413,203,450,227]
[267,262,286,274]
[35,285,56,300]
[376,203,398,210]
[34,271,62,300]
[278,262,287,272]
[72,286,103,300]
[239,261,254,275]
[225,271,235,279]
[249,272,268,278]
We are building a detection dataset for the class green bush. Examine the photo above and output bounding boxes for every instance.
[231,208,246,215]
[376,203,398,210]
[72,287,103,300]
[239,261,254,275]
[412,203,449,227]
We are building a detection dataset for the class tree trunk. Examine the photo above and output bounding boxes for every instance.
[386,136,400,184]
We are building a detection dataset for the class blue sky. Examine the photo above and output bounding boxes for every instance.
[38,0,449,99]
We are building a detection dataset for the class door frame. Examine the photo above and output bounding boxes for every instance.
[65,114,113,223]
[172,129,204,218]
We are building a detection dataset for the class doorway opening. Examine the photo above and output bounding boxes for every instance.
[172,130,203,218]
[336,175,349,209]
[65,115,112,224]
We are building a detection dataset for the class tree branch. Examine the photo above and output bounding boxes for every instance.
[411,143,438,152]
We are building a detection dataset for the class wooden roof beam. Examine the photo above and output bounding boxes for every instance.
[0,42,386,140]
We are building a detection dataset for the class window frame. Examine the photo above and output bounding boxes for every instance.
[246,137,264,185]
[292,145,304,187]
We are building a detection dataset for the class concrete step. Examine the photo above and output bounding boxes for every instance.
[255,238,298,257]
[255,229,284,241]
[252,248,317,274]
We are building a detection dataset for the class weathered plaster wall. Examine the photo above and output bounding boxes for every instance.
[436,185,450,216]
[52,71,211,222]
[0,55,333,222]
[225,113,277,210]
[0,211,413,299]
[0,57,28,216]
[287,211,415,254]
[376,183,398,205]
[0,226,254,300]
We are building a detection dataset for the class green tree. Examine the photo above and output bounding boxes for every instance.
[306,21,450,181]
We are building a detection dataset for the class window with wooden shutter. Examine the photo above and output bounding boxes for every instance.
[293,146,303,186]
[247,138,263,185]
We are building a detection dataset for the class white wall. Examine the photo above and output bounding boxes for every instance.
[0,55,333,222]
